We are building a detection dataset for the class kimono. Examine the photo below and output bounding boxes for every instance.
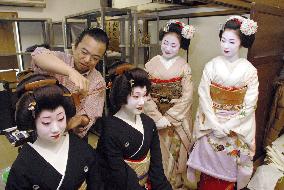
[96,113,172,190]
[144,55,193,188]
[6,133,99,190]
[187,56,259,190]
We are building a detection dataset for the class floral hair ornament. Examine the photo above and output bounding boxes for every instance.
[28,101,36,118]
[226,16,258,36]
[163,20,196,39]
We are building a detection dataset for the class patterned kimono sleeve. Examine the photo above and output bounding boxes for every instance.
[165,63,193,126]
[224,68,259,145]
[143,62,163,122]
[148,121,173,190]
[101,126,145,190]
[31,47,71,72]
[197,62,223,132]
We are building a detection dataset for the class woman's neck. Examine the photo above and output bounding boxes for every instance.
[223,53,239,63]
[115,107,136,124]
[160,54,178,61]
[34,135,66,153]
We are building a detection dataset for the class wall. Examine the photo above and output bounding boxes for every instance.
[112,0,151,8]
[0,0,100,21]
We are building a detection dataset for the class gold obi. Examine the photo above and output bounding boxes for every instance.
[210,83,247,111]
[124,151,151,187]
[150,78,182,115]
[78,181,87,190]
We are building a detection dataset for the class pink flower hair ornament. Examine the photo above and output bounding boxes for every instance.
[163,20,196,39]
[226,16,258,36]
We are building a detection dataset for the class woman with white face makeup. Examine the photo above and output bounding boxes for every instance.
[6,74,99,190]
[96,68,172,190]
[144,20,195,189]
[187,16,258,190]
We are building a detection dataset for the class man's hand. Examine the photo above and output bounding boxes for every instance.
[68,69,90,96]
[67,115,90,138]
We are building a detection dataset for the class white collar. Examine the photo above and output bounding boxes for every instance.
[159,55,179,70]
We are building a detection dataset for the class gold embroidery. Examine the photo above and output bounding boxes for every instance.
[210,83,247,111]
[124,152,151,187]
[151,81,182,114]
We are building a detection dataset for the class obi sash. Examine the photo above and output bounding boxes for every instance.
[150,77,182,114]
[124,151,151,187]
[210,82,247,111]
[78,181,87,190]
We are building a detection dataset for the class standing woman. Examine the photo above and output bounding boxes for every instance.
[144,20,195,189]
[96,68,172,190]
[187,16,258,190]
[6,74,99,190]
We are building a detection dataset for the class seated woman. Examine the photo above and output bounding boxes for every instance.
[96,68,172,190]
[6,74,99,190]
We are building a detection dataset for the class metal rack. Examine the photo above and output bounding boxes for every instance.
[0,18,51,72]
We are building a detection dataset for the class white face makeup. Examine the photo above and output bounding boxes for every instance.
[35,106,66,143]
[122,86,147,116]
[220,29,241,61]
[161,33,181,59]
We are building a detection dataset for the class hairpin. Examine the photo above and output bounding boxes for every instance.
[28,101,36,118]
[129,79,134,88]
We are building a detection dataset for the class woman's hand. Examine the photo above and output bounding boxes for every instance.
[156,116,171,129]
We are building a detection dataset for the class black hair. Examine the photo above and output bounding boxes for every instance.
[75,27,109,51]
[159,23,191,50]
[219,16,256,48]
[26,43,50,53]
[110,68,151,113]
[15,74,76,131]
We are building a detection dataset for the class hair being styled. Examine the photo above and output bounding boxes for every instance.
[110,68,151,113]
[75,27,109,50]
[15,74,76,131]
[159,22,191,50]
[219,16,256,48]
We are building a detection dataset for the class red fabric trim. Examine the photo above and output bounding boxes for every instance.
[211,82,246,91]
[125,155,147,162]
[151,77,182,84]
[198,173,235,190]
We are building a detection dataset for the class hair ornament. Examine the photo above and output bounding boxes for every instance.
[24,79,57,91]
[63,93,72,97]
[28,101,36,118]
[226,16,258,36]
[163,20,196,39]
[129,79,134,88]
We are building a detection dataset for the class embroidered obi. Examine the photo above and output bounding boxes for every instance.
[150,77,182,114]
[210,82,247,112]
[124,151,151,187]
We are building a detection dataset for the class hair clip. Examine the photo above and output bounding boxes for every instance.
[63,93,72,97]
[28,101,36,118]
[24,79,57,91]
[129,79,134,88]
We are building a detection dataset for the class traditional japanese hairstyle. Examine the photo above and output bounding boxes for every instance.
[160,20,196,50]
[219,15,258,48]
[15,74,76,131]
[109,67,151,113]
